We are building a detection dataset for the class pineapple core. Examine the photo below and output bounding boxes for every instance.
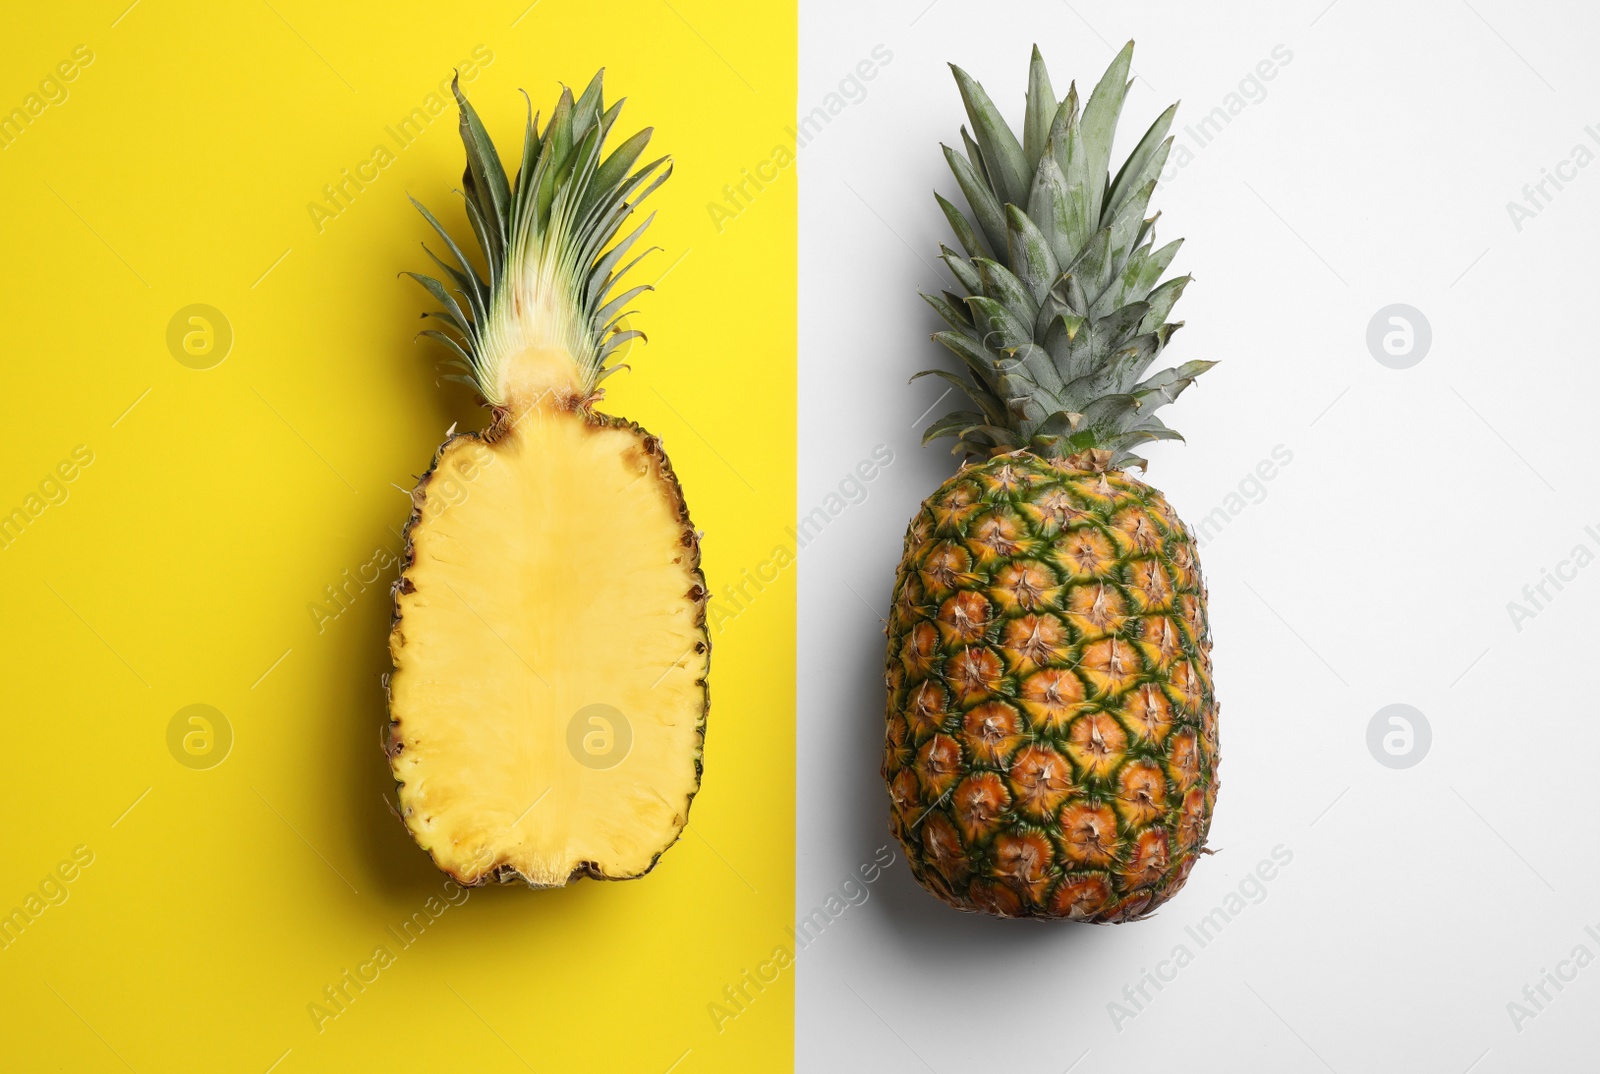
[496,345,590,412]
[388,412,707,885]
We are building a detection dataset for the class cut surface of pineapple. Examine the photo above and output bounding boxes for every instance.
[388,410,708,886]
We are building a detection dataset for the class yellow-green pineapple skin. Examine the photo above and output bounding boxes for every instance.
[884,452,1218,921]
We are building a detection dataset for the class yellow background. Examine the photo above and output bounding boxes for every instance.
[0,1,795,1070]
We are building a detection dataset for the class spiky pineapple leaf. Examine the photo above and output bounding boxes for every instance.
[1079,42,1133,222]
[1106,103,1177,216]
[453,77,511,250]
[972,258,1036,324]
[1022,46,1056,171]
[943,143,1007,257]
[951,64,1030,208]
[921,410,986,445]
[1004,205,1059,305]
[936,193,990,260]
[923,291,976,334]
[911,367,1007,426]
[940,245,984,295]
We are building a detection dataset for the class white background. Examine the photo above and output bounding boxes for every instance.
[797,1,1600,1070]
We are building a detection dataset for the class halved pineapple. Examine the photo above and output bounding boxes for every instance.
[385,72,708,887]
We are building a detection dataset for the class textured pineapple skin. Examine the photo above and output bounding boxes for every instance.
[883,452,1218,922]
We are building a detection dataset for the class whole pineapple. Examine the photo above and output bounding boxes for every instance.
[884,43,1218,922]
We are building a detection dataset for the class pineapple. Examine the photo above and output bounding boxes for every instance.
[386,72,709,887]
[883,43,1218,921]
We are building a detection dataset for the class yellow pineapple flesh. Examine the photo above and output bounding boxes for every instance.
[389,412,706,885]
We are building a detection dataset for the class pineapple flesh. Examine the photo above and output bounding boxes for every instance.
[387,72,709,887]
[884,43,1218,921]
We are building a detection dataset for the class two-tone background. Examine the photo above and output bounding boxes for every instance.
[5,0,1597,1070]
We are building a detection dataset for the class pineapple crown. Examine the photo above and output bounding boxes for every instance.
[406,71,670,407]
[920,42,1214,470]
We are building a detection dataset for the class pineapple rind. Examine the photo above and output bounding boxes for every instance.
[884,451,1217,921]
